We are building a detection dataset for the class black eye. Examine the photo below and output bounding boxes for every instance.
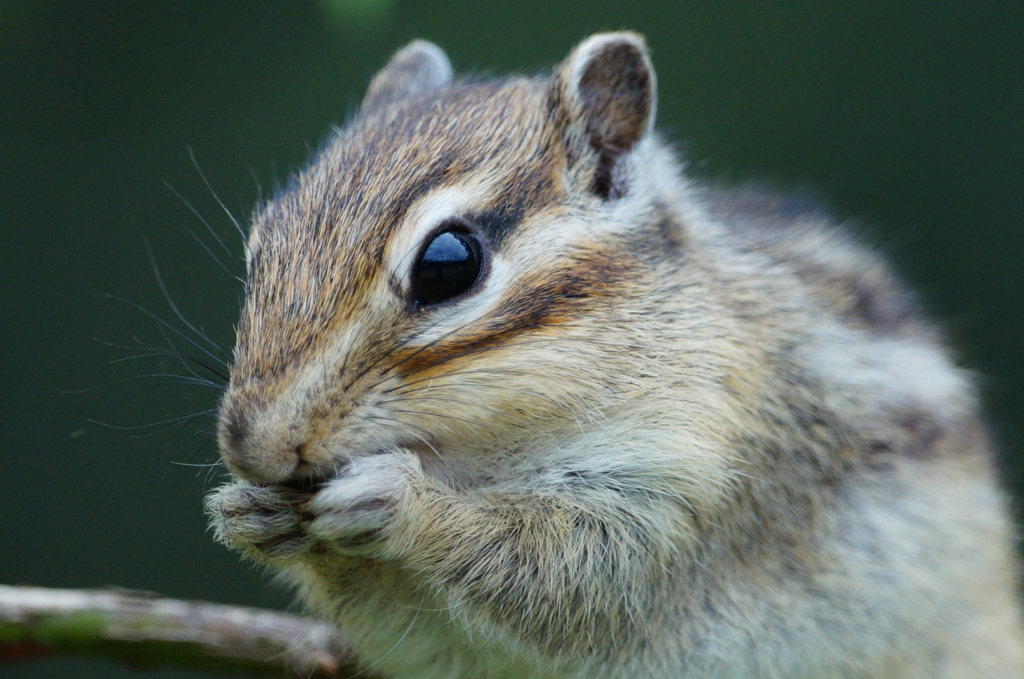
[410,227,483,308]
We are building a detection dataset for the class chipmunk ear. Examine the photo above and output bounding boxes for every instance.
[552,32,656,200]
[362,40,453,111]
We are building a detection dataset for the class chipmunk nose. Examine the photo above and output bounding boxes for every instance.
[217,409,309,484]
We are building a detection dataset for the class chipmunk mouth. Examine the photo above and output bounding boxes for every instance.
[277,467,329,493]
[276,438,439,492]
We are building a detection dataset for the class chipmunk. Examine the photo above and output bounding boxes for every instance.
[205,33,1024,678]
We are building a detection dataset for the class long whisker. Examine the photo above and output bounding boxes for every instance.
[343,310,466,391]
[134,410,218,442]
[188,146,248,243]
[202,454,227,485]
[98,331,227,388]
[135,228,233,362]
[164,181,240,270]
[156,323,229,385]
[138,373,222,389]
[107,348,181,364]
[98,294,228,368]
[183,355,229,384]
[98,335,228,373]
[248,166,264,208]
[182,223,237,280]
[62,373,222,395]
[88,408,216,433]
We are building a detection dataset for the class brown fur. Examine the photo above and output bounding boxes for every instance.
[207,33,1024,677]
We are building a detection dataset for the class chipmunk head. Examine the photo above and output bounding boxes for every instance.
[218,33,668,484]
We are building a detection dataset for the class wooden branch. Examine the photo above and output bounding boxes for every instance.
[0,585,378,677]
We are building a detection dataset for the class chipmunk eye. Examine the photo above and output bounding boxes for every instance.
[410,227,482,308]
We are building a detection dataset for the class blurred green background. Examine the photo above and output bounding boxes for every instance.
[1,1,1021,677]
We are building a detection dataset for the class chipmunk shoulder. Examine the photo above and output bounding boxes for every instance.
[206,33,1024,678]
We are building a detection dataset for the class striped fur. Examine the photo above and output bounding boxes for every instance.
[207,33,1024,678]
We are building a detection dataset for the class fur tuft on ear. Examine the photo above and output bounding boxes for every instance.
[552,32,656,199]
[361,40,453,111]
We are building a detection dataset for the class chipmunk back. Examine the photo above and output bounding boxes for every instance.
[206,33,1024,678]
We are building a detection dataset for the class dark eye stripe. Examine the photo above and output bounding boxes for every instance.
[394,244,629,377]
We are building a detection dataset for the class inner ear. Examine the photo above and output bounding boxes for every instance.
[555,33,656,200]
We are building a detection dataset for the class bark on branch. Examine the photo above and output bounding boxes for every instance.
[0,585,378,677]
